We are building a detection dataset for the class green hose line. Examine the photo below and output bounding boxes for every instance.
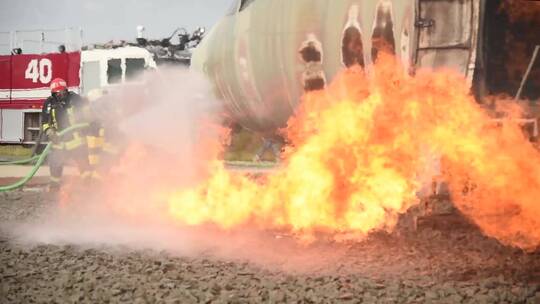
[0,123,89,192]
[0,155,40,165]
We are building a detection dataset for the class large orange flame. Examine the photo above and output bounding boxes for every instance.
[95,54,540,250]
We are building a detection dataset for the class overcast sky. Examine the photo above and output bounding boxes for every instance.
[0,0,231,52]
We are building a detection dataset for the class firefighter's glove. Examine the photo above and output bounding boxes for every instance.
[46,128,60,144]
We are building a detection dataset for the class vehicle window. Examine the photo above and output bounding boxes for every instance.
[107,59,122,84]
[125,58,146,81]
[239,0,256,11]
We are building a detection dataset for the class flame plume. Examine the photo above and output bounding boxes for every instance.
[92,54,540,251]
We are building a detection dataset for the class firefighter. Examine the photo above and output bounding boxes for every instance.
[84,89,105,181]
[41,78,90,191]
[84,89,123,180]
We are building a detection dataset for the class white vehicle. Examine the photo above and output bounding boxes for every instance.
[80,46,157,96]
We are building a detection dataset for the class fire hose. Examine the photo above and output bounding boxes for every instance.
[0,123,89,192]
[0,132,43,165]
[0,155,40,165]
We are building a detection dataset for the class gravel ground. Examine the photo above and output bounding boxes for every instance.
[1,190,540,304]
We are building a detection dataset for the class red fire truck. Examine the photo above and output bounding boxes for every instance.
[0,52,81,144]
[0,29,157,144]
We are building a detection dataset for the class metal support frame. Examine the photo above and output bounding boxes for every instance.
[7,28,83,54]
[515,45,540,101]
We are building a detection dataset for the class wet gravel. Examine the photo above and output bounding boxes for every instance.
[1,190,540,303]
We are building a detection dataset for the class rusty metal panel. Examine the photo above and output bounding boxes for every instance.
[418,0,473,48]
[417,49,470,74]
[414,0,481,86]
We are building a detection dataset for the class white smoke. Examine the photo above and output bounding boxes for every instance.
[92,67,222,155]
[7,67,225,250]
[4,67,340,271]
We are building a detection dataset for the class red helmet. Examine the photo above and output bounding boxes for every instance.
[50,78,67,93]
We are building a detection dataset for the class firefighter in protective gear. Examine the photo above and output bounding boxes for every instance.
[41,78,90,190]
[85,89,123,179]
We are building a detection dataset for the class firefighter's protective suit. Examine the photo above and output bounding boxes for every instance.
[85,89,123,179]
[41,78,90,189]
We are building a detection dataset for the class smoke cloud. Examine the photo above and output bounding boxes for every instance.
[6,67,341,271]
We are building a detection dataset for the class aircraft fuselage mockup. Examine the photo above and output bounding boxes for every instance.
[192,0,483,132]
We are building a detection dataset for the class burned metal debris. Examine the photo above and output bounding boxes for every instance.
[82,27,206,67]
